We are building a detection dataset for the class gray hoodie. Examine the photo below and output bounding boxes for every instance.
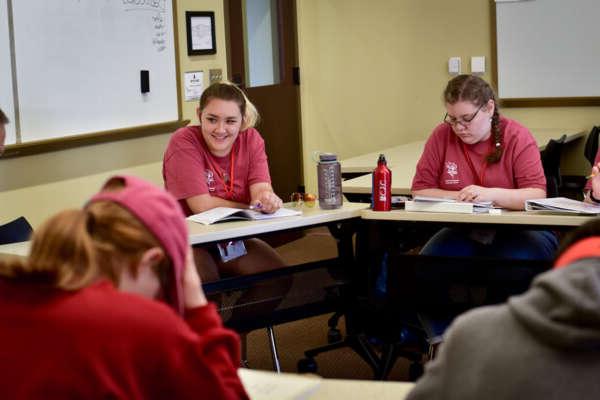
[406,258,600,400]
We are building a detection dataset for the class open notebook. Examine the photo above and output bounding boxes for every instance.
[187,207,302,225]
[525,197,600,215]
[405,195,495,214]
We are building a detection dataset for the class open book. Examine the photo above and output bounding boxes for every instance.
[187,206,302,225]
[525,197,600,215]
[405,195,495,214]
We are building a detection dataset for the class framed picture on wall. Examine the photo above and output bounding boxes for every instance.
[186,11,216,55]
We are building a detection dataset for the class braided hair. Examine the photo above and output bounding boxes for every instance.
[444,75,503,164]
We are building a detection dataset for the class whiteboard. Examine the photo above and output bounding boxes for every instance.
[4,0,178,144]
[0,0,15,145]
[495,0,600,99]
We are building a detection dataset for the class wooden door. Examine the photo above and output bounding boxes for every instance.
[225,0,303,200]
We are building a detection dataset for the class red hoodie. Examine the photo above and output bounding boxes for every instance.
[0,280,248,399]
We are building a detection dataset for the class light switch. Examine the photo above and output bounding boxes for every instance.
[448,57,461,75]
[209,69,222,84]
[471,56,485,74]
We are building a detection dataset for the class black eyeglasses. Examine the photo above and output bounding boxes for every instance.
[443,104,484,128]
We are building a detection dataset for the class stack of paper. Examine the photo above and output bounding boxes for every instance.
[405,196,494,214]
[525,197,600,214]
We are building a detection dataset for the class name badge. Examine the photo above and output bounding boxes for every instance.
[217,240,247,262]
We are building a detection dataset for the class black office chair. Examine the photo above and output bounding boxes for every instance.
[296,222,436,381]
[584,126,600,167]
[0,216,33,245]
[561,127,600,200]
[204,258,355,373]
[540,135,566,198]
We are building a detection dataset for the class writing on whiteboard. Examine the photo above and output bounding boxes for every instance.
[122,0,168,52]
[122,0,166,12]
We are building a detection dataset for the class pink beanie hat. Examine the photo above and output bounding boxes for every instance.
[87,175,188,315]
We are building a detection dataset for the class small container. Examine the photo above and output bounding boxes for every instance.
[317,153,343,209]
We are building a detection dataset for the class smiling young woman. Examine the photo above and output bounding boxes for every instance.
[162,82,286,282]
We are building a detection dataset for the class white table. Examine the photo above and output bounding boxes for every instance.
[0,241,30,258]
[342,129,585,196]
[188,202,368,245]
[361,209,593,227]
[0,203,369,257]
[238,368,414,400]
[341,140,426,174]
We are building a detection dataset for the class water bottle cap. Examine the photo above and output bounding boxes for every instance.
[378,154,387,163]
[319,153,338,162]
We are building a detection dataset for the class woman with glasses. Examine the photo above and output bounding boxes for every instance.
[410,75,558,347]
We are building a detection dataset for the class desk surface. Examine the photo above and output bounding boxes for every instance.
[188,202,368,245]
[238,368,414,400]
[361,209,592,227]
[342,128,585,195]
[0,204,369,258]
[0,241,29,258]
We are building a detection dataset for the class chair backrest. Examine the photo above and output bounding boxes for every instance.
[584,126,600,167]
[0,217,33,245]
[540,134,567,198]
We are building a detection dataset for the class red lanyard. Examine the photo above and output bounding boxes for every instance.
[205,147,236,199]
[460,140,492,186]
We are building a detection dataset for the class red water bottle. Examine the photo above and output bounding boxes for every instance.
[372,154,392,211]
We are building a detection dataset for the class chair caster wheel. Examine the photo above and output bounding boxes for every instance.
[327,328,342,343]
[297,357,318,373]
[408,362,424,381]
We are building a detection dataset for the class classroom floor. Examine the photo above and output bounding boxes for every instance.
[243,227,414,381]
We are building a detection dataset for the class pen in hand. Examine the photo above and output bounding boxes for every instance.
[248,203,263,211]
[586,173,597,179]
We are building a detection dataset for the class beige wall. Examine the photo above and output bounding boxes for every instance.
[0,0,228,227]
[3,0,599,227]
[296,0,599,192]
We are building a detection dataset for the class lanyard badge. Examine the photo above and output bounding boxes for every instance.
[205,146,236,200]
[217,240,247,262]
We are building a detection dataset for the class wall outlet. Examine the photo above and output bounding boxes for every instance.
[209,69,222,84]
[471,56,485,74]
[448,57,461,75]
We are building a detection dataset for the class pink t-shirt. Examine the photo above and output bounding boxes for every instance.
[412,116,546,191]
[163,126,271,216]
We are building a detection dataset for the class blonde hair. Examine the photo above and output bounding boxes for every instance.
[199,81,260,130]
[0,201,170,293]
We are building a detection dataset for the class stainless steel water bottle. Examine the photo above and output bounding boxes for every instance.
[317,153,343,209]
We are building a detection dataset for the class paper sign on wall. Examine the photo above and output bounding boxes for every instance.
[184,71,204,101]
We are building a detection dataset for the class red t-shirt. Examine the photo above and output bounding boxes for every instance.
[412,116,546,191]
[0,280,248,400]
[584,150,600,191]
[163,126,272,215]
